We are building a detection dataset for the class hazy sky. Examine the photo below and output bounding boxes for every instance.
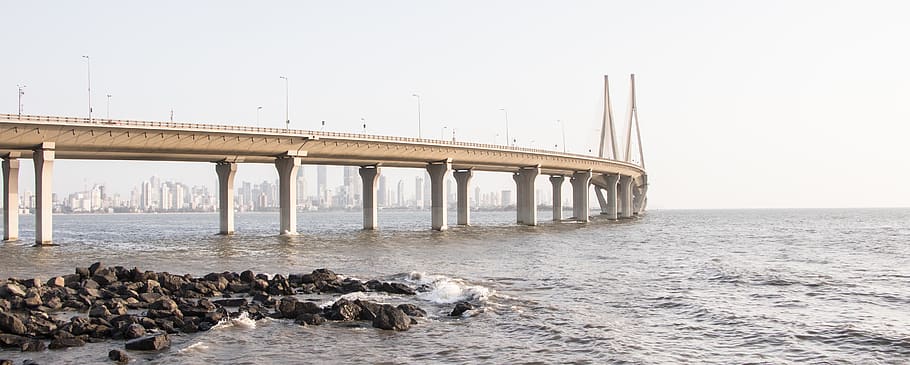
[3,1,908,209]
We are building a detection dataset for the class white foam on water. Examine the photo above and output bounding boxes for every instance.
[212,311,258,330]
[407,272,493,304]
[177,341,209,353]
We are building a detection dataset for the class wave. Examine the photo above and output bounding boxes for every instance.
[404,272,493,304]
[212,311,258,330]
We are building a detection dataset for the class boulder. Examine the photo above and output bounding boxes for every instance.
[108,349,130,363]
[450,302,474,317]
[148,298,178,312]
[0,312,27,335]
[325,299,361,321]
[21,278,42,289]
[20,338,46,352]
[76,267,91,279]
[47,276,67,288]
[124,323,146,339]
[0,359,11,365]
[22,293,42,308]
[372,305,411,331]
[397,303,427,317]
[310,269,337,283]
[125,334,170,351]
[295,301,322,315]
[0,283,26,298]
[294,313,326,326]
[89,304,112,318]
[355,300,381,321]
[277,297,299,318]
[49,337,86,349]
[89,262,105,276]
[0,334,25,348]
[239,270,255,283]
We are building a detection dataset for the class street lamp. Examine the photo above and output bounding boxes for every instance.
[556,119,566,153]
[279,76,289,130]
[106,94,112,119]
[82,55,92,122]
[411,94,422,139]
[16,84,26,118]
[498,108,510,147]
[257,106,263,127]
[361,117,366,134]
[441,125,448,140]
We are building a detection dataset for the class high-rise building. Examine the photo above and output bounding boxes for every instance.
[414,176,424,208]
[317,165,327,208]
[296,166,307,206]
[501,190,512,207]
[396,179,405,208]
[378,175,388,207]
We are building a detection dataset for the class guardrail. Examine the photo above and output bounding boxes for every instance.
[0,113,644,169]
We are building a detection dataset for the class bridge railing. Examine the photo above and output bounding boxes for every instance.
[0,113,641,168]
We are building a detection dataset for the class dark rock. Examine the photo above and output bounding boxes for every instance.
[450,301,475,317]
[148,298,178,312]
[376,282,416,295]
[372,304,411,331]
[22,293,42,308]
[43,296,62,310]
[125,334,170,351]
[311,269,337,283]
[0,312,27,335]
[226,283,250,293]
[340,280,368,294]
[0,334,25,348]
[89,304,112,318]
[277,297,298,318]
[355,300,381,321]
[397,303,427,317]
[75,267,91,279]
[212,298,246,307]
[20,338,46,352]
[139,293,162,304]
[108,349,129,363]
[325,299,361,321]
[295,301,322,315]
[0,299,9,312]
[20,278,42,290]
[0,283,26,298]
[251,279,269,291]
[25,316,57,336]
[48,337,85,349]
[239,270,255,283]
[89,262,105,276]
[294,313,326,326]
[92,269,118,287]
[0,360,10,365]
[123,323,145,339]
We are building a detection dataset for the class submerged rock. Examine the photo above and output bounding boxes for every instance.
[450,302,475,317]
[108,349,130,363]
[49,337,86,349]
[397,303,427,317]
[372,305,411,331]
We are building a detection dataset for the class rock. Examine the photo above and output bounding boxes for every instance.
[212,298,246,307]
[0,312,27,335]
[372,305,411,331]
[20,338,46,352]
[294,313,326,326]
[0,359,10,365]
[310,269,337,283]
[0,283,26,298]
[125,334,170,351]
[22,293,42,308]
[0,334,25,348]
[450,301,474,317]
[377,282,416,295]
[0,299,9,312]
[25,316,57,336]
[46,277,66,288]
[124,323,146,339]
[43,296,62,310]
[49,337,85,349]
[355,300,381,321]
[340,280,368,294]
[397,303,427,317]
[20,278,42,289]
[108,349,129,363]
[239,270,255,283]
[89,262,105,276]
[295,301,322,315]
[148,298,178,312]
[89,304,112,318]
[277,297,299,318]
[92,269,119,287]
[325,299,361,321]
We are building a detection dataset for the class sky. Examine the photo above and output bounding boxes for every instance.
[2,1,909,209]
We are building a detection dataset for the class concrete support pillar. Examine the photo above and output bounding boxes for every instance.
[633,175,649,214]
[571,170,592,222]
[453,169,473,225]
[619,175,634,219]
[34,143,55,245]
[215,162,237,235]
[513,166,540,226]
[603,174,620,220]
[359,165,380,230]
[512,173,524,224]
[549,175,565,221]
[2,153,20,241]
[426,160,451,231]
[275,156,302,235]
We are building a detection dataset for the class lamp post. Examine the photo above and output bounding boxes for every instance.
[441,126,448,140]
[361,117,366,134]
[82,55,92,122]
[106,94,112,119]
[256,106,263,126]
[279,76,289,130]
[412,93,422,139]
[498,108,509,147]
[556,119,566,153]
[17,84,26,117]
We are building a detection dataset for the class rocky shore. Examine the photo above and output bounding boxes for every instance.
[0,263,474,362]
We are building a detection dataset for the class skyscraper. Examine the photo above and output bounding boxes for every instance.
[317,165,327,208]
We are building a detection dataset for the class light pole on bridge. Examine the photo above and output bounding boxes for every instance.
[556,119,566,153]
[106,94,112,119]
[279,76,289,130]
[17,84,26,117]
[82,55,92,122]
[257,106,262,127]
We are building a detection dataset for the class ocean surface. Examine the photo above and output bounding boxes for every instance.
[1,208,909,364]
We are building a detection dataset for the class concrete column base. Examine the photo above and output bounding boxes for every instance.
[216,162,237,235]
[275,156,302,235]
[549,175,565,221]
[453,169,473,226]
[2,153,20,241]
[426,160,451,231]
[604,174,620,220]
[619,175,634,219]
[514,166,540,226]
[34,143,55,245]
[359,165,380,230]
[571,170,592,222]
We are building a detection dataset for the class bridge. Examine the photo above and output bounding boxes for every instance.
[1,75,647,245]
